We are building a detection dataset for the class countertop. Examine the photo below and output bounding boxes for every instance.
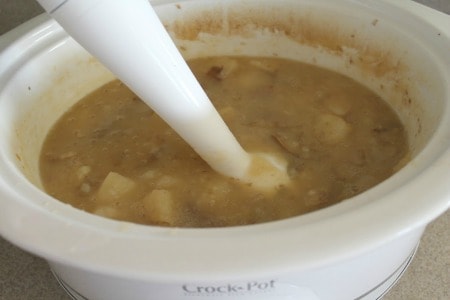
[0,0,449,299]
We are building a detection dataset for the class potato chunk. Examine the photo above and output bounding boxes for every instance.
[76,165,91,181]
[96,172,136,204]
[324,96,352,116]
[143,189,177,226]
[92,206,121,219]
[314,113,351,144]
[249,60,277,72]
[156,175,178,189]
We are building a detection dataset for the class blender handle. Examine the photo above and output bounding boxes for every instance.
[34,0,253,180]
[34,0,214,121]
[34,0,293,187]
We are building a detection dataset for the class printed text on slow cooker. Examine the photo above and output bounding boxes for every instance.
[182,280,276,297]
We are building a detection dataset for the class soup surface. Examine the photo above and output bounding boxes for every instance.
[40,56,408,227]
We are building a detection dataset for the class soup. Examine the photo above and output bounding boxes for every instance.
[40,56,409,227]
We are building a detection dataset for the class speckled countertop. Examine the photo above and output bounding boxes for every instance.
[0,0,449,299]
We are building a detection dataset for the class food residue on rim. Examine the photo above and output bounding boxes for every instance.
[165,4,407,79]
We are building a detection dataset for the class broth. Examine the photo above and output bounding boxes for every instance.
[40,56,409,227]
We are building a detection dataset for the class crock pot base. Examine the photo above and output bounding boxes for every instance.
[355,244,418,300]
[50,269,88,300]
[49,245,417,300]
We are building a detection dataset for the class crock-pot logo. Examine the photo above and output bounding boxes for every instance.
[182,280,276,297]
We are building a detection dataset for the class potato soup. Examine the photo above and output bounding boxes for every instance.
[39,56,409,227]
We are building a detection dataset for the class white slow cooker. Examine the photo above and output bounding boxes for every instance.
[0,1,449,299]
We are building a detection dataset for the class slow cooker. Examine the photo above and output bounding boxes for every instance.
[0,1,449,299]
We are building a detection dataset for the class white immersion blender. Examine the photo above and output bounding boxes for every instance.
[36,0,289,191]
